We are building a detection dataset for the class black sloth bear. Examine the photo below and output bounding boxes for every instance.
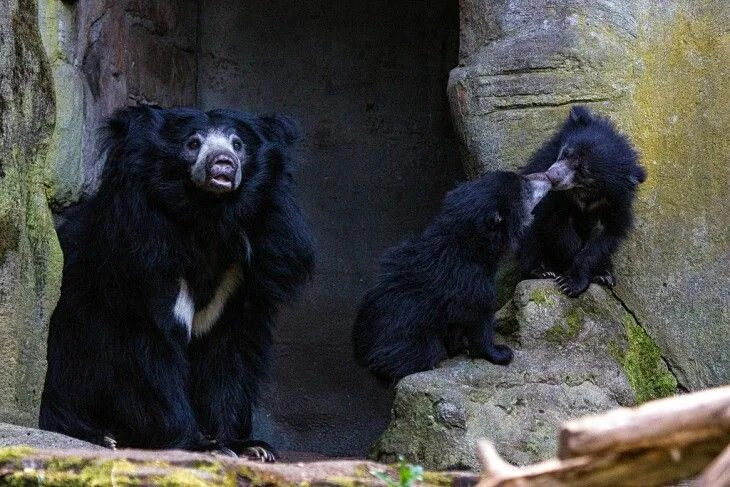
[40,106,313,460]
[352,171,552,381]
[519,106,645,297]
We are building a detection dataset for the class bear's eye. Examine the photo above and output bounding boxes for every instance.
[232,139,243,151]
[186,138,201,151]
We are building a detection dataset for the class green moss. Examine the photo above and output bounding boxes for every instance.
[421,472,454,486]
[529,288,558,306]
[0,446,35,463]
[544,308,584,345]
[614,313,678,403]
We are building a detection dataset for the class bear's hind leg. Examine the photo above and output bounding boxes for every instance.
[465,317,513,366]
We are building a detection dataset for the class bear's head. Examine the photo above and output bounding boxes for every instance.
[100,106,300,205]
[544,105,645,196]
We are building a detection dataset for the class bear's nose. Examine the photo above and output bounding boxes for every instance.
[207,153,237,175]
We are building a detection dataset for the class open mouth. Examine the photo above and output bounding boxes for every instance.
[205,155,238,193]
[210,174,233,190]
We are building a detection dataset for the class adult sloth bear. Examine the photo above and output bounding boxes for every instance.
[353,171,552,382]
[40,106,313,460]
[520,106,645,297]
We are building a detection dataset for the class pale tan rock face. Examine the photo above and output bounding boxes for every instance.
[448,0,729,391]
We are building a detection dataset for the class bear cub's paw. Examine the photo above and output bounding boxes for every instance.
[555,273,590,297]
[592,271,616,287]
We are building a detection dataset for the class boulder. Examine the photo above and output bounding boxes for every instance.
[448,0,729,390]
[372,280,677,470]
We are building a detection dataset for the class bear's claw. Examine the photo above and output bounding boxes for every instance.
[592,273,616,287]
[555,274,589,297]
[102,435,117,450]
[243,446,276,463]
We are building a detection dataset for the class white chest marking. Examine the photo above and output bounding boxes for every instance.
[173,266,243,340]
[173,280,195,340]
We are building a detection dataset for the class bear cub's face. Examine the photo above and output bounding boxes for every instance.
[544,106,644,194]
[183,129,245,194]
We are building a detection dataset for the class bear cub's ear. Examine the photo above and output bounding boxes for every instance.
[568,105,593,126]
[259,114,301,146]
[630,165,647,185]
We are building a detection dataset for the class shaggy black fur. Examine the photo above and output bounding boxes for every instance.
[39,106,313,457]
[352,171,551,382]
[520,105,645,297]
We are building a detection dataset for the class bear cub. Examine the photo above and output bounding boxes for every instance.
[352,171,552,382]
[520,106,646,297]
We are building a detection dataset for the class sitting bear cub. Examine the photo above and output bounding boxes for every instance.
[352,171,551,382]
[40,106,314,460]
[519,106,646,297]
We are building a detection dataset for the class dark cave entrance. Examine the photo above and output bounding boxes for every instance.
[71,0,461,457]
[198,0,462,457]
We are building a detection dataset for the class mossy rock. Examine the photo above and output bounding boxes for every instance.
[372,279,677,470]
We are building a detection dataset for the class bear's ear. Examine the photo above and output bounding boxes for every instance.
[103,106,160,146]
[630,165,647,185]
[568,105,593,126]
[259,114,301,146]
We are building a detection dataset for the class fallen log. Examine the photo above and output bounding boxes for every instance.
[477,386,730,487]
[478,435,728,487]
[558,385,730,459]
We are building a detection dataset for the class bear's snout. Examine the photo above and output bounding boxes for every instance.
[203,151,240,193]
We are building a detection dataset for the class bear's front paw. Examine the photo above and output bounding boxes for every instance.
[592,271,616,287]
[243,445,277,463]
[230,440,278,463]
[555,274,589,297]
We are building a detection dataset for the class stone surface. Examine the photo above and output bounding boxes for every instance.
[448,0,729,390]
[0,0,62,427]
[37,0,85,208]
[198,0,463,457]
[0,423,101,450]
[372,280,677,470]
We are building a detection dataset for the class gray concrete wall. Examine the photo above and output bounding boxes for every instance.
[198,0,462,456]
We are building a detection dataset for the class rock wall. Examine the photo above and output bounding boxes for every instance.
[39,0,198,203]
[0,0,61,426]
[449,0,729,390]
[71,0,198,194]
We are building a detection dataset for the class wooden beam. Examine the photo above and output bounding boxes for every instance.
[558,386,730,459]
[478,436,729,487]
